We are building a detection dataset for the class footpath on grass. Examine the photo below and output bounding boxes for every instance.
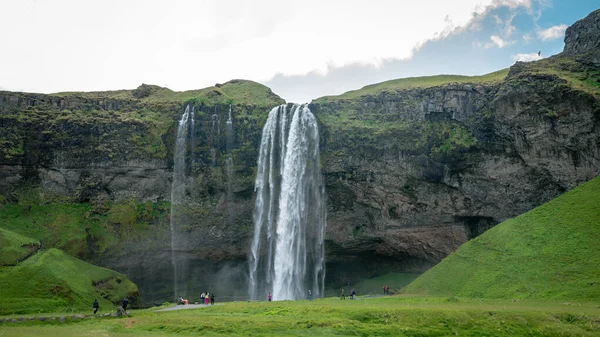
[157,294,389,311]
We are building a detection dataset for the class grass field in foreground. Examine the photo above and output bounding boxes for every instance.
[404,176,600,300]
[1,296,599,336]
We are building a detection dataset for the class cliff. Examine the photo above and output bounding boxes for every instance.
[0,10,599,303]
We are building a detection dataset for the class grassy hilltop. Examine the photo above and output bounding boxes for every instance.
[404,176,600,299]
[0,228,139,315]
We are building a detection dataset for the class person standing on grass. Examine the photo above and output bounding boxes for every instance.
[268,293,272,302]
[307,290,312,301]
[341,288,345,300]
[210,292,215,305]
[122,297,129,311]
[93,299,99,314]
[385,284,389,295]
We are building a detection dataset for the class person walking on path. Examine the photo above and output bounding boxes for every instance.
[122,297,129,311]
[210,293,215,305]
[93,299,99,314]
[205,292,209,305]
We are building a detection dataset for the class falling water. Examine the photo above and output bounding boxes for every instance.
[211,110,220,166]
[248,104,326,301]
[225,105,234,214]
[170,104,192,299]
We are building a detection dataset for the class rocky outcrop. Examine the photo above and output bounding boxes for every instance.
[313,66,599,274]
[563,9,600,63]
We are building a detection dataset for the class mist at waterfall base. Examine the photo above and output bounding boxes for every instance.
[249,104,327,301]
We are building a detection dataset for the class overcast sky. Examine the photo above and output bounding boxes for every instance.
[0,0,598,103]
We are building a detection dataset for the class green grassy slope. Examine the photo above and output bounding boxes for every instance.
[51,79,284,107]
[315,69,509,103]
[314,54,600,104]
[404,176,600,300]
[0,248,139,315]
[0,227,40,266]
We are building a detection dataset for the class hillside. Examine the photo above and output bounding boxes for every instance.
[403,176,600,300]
[0,239,140,315]
[0,227,40,266]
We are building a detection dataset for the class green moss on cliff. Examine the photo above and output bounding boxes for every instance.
[404,176,600,300]
[507,56,600,98]
[0,200,170,260]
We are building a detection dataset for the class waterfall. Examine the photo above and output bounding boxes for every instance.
[170,104,193,299]
[248,103,326,301]
[226,104,234,216]
[211,110,220,166]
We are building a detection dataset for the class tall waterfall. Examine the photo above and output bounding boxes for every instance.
[170,104,193,298]
[248,103,326,301]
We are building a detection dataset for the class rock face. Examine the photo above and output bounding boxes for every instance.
[0,11,599,303]
[563,9,600,63]
[313,68,599,278]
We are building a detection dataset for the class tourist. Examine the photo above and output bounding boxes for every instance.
[205,292,209,305]
[341,288,345,300]
[200,292,205,304]
[268,293,272,302]
[385,284,389,295]
[350,288,355,300]
[210,292,215,305]
[307,290,312,301]
[92,299,99,314]
[122,297,129,311]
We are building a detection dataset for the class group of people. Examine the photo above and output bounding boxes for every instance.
[92,297,129,314]
[177,292,214,305]
[340,288,356,300]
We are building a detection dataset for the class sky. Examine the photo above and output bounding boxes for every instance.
[0,0,598,103]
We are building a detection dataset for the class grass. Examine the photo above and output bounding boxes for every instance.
[315,69,509,103]
[1,296,599,336]
[509,56,600,98]
[51,79,284,108]
[0,248,139,315]
[0,227,39,266]
[404,176,600,300]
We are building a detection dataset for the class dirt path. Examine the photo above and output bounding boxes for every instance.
[157,304,222,311]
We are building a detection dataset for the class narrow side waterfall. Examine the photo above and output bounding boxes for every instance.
[225,105,234,218]
[248,103,326,301]
[170,104,193,299]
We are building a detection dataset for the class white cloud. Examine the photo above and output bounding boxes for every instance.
[522,33,533,42]
[0,0,533,95]
[512,52,543,62]
[538,24,568,41]
[485,35,513,48]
